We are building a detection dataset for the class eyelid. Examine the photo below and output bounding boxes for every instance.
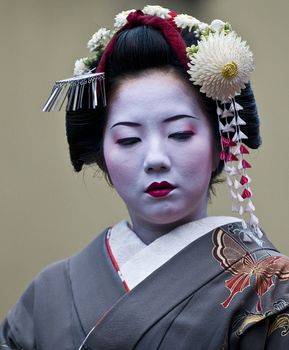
[116,137,141,146]
[170,130,194,134]
[169,131,194,140]
[169,130,194,136]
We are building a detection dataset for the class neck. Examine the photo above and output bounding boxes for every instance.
[129,210,208,245]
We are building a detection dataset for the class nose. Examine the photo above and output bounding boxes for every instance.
[144,141,171,173]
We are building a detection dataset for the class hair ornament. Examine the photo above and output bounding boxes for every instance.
[187,31,253,102]
[142,5,171,18]
[87,28,111,53]
[43,5,262,238]
[42,72,106,112]
[114,9,136,29]
[173,14,203,33]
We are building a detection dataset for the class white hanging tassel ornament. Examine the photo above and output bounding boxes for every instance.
[250,213,259,226]
[237,193,244,202]
[224,165,231,173]
[222,123,235,132]
[227,176,233,187]
[239,205,244,216]
[238,160,244,170]
[236,116,246,125]
[233,130,248,141]
[241,220,248,229]
[230,166,240,176]
[215,98,262,240]
[233,144,241,155]
[219,121,225,131]
[220,108,234,118]
[217,105,223,116]
[231,202,239,212]
[230,101,243,111]
[245,200,255,212]
[230,190,237,200]
[234,179,241,189]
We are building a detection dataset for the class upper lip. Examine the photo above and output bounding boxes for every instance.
[146,181,176,192]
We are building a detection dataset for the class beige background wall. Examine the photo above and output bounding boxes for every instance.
[0,0,288,318]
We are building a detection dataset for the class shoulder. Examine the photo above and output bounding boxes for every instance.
[3,231,107,349]
[4,259,68,348]
[212,222,289,310]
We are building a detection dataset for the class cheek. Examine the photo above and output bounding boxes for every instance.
[177,137,216,177]
[103,138,138,187]
[103,138,120,182]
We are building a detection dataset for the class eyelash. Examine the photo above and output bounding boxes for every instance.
[117,131,194,146]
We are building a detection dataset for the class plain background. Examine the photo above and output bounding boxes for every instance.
[0,0,288,319]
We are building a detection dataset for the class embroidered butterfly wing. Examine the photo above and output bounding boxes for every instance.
[212,228,289,312]
[254,256,289,296]
[212,228,256,308]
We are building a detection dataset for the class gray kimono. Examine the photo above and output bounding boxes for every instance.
[1,222,289,349]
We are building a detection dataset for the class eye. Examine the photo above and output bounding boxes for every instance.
[169,131,194,141]
[117,137,141,146]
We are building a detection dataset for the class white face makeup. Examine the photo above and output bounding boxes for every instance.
[103,70,218,239]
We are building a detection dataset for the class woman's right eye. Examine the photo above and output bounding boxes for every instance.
[116,137,141,146]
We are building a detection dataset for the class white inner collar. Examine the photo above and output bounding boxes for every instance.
[108,216,241,289]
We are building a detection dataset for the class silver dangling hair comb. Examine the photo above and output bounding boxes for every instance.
[42,72,106,112]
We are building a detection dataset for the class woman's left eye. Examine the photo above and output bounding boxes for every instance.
[169,131,194,141]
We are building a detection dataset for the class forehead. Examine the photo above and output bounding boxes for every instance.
[106,71,206,124]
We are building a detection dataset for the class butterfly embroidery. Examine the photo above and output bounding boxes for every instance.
[212,228,289,312]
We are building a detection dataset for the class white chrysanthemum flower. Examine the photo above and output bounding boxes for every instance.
[114,9,135,29]
[187,31,254,102]
[142,5,170,18]
[73,58,90,76]
[210,19,225,32]
[87,28,111,52]
[174,14,200,31]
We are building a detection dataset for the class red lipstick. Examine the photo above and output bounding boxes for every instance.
[145,181,175,198]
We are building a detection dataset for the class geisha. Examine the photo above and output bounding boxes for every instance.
[1,5,289,350]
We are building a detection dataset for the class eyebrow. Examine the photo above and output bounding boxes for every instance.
[110,114,199,129]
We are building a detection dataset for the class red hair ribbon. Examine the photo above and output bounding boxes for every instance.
[97,10,189,73]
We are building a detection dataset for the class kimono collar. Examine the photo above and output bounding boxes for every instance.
[109,216,242,289]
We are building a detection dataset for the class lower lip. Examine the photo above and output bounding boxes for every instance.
[146,188,174,198]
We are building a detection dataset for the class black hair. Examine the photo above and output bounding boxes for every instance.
[66,25,261,191]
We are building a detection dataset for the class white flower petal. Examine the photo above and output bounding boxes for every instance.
[210,19,225,32]
[87,28,111,52]
[73,58,90,76]
[174,14,200,31]
[142,5,170,18]
[114,9,135,29]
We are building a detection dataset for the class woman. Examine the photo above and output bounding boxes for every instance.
[1,5,289,349]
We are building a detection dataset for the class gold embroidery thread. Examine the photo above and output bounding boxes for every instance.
[268,313,289,337]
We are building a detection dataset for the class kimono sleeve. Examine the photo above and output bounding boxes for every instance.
[0,282,35,349]
[235,310,289,349]
[266,310,289,348]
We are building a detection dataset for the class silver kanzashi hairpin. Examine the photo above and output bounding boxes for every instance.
[42,72,106,112]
